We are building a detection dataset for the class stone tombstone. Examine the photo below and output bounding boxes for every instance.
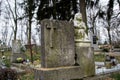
[74,13,95,77]
[12,40,21,54]
[41,19,75,68]
[11,40,26,62]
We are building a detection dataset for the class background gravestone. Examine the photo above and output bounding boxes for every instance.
[11,40,26,62]
[41,19,75,68]
[12,40,21,54]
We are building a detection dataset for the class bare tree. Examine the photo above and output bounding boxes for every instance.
[5,0,19,40]
[21,0,38,63]
[80,0,87,27]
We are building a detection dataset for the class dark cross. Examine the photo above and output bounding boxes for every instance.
[93,35,97,44]
[47,22,57,48]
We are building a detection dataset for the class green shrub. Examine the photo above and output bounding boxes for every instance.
[4,59,11,68]
[2,56,11,68]
[0,68,17,80]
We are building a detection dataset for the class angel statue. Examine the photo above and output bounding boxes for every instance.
[73,13,88,41]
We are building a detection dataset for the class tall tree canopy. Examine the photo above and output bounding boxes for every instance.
[37,0,79,21]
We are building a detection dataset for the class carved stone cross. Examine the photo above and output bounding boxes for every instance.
[47,22,57,48]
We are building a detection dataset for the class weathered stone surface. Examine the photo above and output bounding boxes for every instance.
[12,40,21,54]
[74,13,88,41]
[75,41,95,77]
[11,40,26,62]
[34,66,84,80]
[41,19,75,68]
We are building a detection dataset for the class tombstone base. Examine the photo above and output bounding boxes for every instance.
[34,66,84,80]
[11,53,26,62]
[75,40,95,77]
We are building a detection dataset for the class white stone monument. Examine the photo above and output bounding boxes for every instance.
[74,12,95,77]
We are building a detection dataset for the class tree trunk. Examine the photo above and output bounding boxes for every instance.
[14,0,17,40]
[28,1,33,63]
[80,0,88,34]
[80,0,87,26]
[28,17,33,63]
[107,27,112,45]
[107,21,112,45]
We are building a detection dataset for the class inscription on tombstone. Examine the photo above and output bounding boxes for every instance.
[41,19,75,68]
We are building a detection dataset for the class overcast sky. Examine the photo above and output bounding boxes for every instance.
[0,0,119,46]
[0,0,40,46]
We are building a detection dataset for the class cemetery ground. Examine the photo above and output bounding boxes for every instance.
[1,48,120,80]
[0,48,40,80]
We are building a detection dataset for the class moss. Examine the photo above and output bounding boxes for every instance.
[47,51,60,67]
[74,29,85,39]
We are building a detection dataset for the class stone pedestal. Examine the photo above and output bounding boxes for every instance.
[74,13,95,77]
[75,40,95,77]
[34,66,84,80]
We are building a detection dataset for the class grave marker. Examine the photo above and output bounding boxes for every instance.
[34,15,95,79]
[11,40,26,62]
[41,19,75,68]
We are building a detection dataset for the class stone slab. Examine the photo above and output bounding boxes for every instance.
[41,19,75,68]
[34,66,84,80]
[12,40,21,54]
[96,64,120,75]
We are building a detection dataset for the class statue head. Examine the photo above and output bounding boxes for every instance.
[73,13,86,29]
[74,13,82,22]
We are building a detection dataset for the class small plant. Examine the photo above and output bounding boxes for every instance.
[16,57,24,63]
[4,59,11,68]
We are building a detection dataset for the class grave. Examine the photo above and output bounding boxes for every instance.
[41,19,75,68]
[11,40,26,62]
[34,13,95,80]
